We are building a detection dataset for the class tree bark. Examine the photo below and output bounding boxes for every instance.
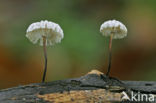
[0,70,156,103]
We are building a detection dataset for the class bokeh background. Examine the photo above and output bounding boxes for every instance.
[0,0,156,89]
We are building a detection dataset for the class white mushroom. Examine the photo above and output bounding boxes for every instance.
[26,20,64,46]
[100,20,127,39]
[100,20,127,76]
[26,20,64,82]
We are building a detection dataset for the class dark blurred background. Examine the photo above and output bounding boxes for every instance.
[0,0,156,89]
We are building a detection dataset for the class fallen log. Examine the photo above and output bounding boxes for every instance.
[0,70,156,103]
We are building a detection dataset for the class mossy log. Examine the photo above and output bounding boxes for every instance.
[0,70,156,103]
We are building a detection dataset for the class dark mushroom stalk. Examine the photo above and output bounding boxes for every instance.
[42,36,47,83]
[106,34,113,76]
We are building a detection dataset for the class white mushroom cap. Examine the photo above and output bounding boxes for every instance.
[26,20,64,46]
[100,20,127,39]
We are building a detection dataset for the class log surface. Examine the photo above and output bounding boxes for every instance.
[0,70,156,103]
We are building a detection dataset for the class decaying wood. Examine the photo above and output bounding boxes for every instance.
[0,70,156,103]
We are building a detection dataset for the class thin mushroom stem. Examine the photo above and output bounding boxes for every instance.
[42,36,47,83]
[106,34,113,76]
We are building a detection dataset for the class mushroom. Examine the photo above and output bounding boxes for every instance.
[26,20,64,83]
[100,20,127,76]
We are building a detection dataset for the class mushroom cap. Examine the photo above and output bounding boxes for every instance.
[100,20,127,39]
[26,20,64,46]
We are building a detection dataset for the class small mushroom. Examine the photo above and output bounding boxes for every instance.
[26,20,64,83]
[100,20,127,76]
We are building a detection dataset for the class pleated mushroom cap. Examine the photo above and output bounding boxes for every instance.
[100,20,127,39]
[26,20,64,46]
